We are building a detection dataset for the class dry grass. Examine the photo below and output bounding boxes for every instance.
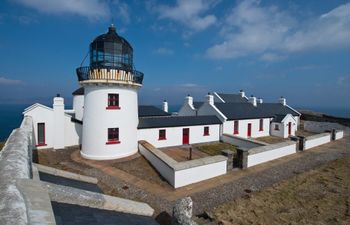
[194,142,236,156]
[212,155,350,225]
[0,141,5,151]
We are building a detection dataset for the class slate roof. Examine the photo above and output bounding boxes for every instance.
[193,101,204,109]
[138,105,170,117]
[72,87,84,96]
[216,93,248,103]
[272,114,287,123]
[215,103,300,120]
[138,115,221,129]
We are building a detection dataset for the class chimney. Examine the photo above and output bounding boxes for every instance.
[206,92,214,105]
[279,96,286,106]
[249,95,257,107]
[163,100,168,113]
[53,95,65,149]
[239,89,245,98]
[185,94,194,108]
[257,98,263,104]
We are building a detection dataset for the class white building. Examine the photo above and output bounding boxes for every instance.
[23,26,301,161]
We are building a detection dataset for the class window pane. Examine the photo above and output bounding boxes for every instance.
[38,123,45,144]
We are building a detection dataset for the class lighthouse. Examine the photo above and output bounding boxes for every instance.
[76,25,144,160]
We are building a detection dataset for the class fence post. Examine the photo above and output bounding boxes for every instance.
[236,148,248,169]
[221,149,233,171]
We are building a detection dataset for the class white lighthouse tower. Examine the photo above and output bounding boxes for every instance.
[76,25,144,160]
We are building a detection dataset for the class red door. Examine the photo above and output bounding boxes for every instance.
[288,122,292,136]
[182,128,189,145]
[247,123,252,137]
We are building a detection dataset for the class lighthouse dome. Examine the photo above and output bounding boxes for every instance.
[89,25,133,72]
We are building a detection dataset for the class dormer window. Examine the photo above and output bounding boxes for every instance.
[106,93,120,109]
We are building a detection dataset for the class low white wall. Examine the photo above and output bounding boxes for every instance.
[247,141,296,167]
[138,124,220,148]
[221,133,267,149]
[335,130,344,140]
[138,141,227,188]
[138,142,175,186]
[304,120,350,136]
[174,160,227,188]
[304,133,331,150]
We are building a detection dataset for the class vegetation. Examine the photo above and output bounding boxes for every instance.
[194,142,236,156]
[0,141,5,151]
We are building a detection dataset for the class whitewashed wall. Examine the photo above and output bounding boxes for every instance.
[270,122,284,137]
[197,103,226,122]
[81,85,139,160]
[138,143,175,186]
[304,133,331,150]
[138,124,220,148]
[23,105,54,149]
[335,130,344,140]
[270,116,297,138]
[73,95,84,121]
[138,141,227,188]
[221,133,266,149]
[178,104,196,116]
[222,118,270,138]
[247,141,296,167]
[64,116,82,147]
[174,160,227,188]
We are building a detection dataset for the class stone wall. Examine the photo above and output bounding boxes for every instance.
[304,120,350,136]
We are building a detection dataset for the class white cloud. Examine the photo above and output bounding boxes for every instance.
[206,0,350,59]
[154,47,174,55]
[112,0,130,24]
[180,83,199,87]
[13,0,110,21]
[156,0,218,31]
[260,53,286,62]
[0,77,24,85]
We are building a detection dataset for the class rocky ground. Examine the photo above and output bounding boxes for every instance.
[212,154,350,225]
[0,141,4,151]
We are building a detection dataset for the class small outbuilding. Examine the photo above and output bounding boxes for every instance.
[270,114,297,138]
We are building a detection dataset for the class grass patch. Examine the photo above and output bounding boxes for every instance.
[194,142,236,156]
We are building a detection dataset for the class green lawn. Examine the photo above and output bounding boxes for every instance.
[194,142,237,156]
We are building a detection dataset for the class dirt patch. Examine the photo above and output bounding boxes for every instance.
[255,136,286,144]
[111,155,171,188]
[0,141,5,151]
[212,155,350,225]
[161,147,209,162]
[193,142,237,156]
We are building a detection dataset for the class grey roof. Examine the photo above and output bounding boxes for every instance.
[215,102,300,120]
[217,93,248,103]
[72,87,84,96]
[193,101,204,109]
[138,105,170,117]
[272,114,287,123]
[138,115,221,129]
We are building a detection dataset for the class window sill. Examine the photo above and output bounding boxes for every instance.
[106,140,120,145]
[259,129,264,132]
[203,134,210,136]
[233,132,239,135]
[158,138,167,141]
[106,106,121,110]
[35,144,47,147]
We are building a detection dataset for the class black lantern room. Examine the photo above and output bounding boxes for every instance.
[90,25,133,71]
[76,25,144,85]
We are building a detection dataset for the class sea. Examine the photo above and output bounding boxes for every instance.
[0,104,349,142]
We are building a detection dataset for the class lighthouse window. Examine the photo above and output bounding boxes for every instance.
[107,128,119,144]
[107,93,120,109]
[159,129,166,140]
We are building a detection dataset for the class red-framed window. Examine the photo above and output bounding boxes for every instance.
[159,129,166,140]
[274,124,279,131]
[203,126,210,136]
[106,128,120,144]
[36,123,47,147]
[106,93,120,109]
[259,119,264,131]
[233,120,239,134]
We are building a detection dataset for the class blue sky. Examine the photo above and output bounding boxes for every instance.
[0,0,350,109]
